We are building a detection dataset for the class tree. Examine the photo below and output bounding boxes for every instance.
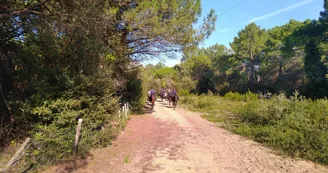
[303,39,328,98]
[265,20,304,78]
[230,23,268,91]
[181,51,215,94]
[285,0,328,98]
[115,0,217,61]
[201,43,231,61]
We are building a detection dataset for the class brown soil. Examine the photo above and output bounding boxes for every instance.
[43,101,328,173]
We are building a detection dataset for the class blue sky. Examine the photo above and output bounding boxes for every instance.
[202,0,323,47]
[145,0,324,66]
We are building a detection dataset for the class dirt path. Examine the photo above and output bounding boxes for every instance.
[44,101,328,173]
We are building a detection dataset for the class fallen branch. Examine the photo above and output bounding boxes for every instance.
[0,137,31,173]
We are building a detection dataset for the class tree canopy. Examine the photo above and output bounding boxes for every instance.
[0,0,217,169]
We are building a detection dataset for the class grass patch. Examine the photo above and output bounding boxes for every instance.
[123,155,130,164]
[201,113,226,123]
[180,92,328,165]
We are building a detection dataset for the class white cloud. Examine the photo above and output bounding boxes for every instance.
[219,28,229,33]
[248,0,315,23]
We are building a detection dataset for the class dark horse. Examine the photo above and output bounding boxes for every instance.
[167,93,172,106]
[171,94,179,109]
[150,94,156,110]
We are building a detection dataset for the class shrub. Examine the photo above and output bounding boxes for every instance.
[21,94,120,167]
[180,89,191,96]
[224,91,257,102]
[207,90,214,96]
[232,92,328,164]
[181,92,328,165]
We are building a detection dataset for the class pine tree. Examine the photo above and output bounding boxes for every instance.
[230,23,267,91]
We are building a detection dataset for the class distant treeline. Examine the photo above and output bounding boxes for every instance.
[145,0,328,99]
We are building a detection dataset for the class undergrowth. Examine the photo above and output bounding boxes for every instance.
[180,92,328,165]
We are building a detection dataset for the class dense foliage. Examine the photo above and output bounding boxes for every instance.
[0,0,216,170]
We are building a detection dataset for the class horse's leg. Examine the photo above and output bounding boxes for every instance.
[170,97,172,106]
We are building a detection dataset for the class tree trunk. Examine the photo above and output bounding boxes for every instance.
[249,47,255,91]
[0,83,14,124]
[278,60,283,79]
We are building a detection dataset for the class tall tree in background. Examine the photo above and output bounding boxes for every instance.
[181,51,215,94]
[230,23,268,91]
[257,20,307,93]
[304,39,327,98]
[289,0,328,98]
[265,20,304,78]
[319,0,328,74]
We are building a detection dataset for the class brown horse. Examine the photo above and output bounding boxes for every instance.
[150,94,156,110]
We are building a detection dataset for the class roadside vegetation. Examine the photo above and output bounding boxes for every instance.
[0,0,216,172]
[180,92,328,165]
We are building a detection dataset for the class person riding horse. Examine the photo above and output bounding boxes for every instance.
[171,88,179,108]
[167,88,172,105]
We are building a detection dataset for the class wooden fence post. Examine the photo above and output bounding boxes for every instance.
[125,103,128,119]
[122,105,125,120]
[73,118,83,156]
[0,137,30,173]
[126,102,129,113]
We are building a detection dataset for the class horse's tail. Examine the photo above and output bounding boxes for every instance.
[151,94,156,103]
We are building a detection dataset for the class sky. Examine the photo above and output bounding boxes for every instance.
[145,0,324,67]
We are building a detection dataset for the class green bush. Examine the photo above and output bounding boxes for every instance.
[232,93,328,164]
[224,91,257,102]
[21,94,121,167]
[181,92,328,165]
[180,89,191,96]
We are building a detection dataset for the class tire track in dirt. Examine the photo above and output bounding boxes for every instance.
[43,101,328,173]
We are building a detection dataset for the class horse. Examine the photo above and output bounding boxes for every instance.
[171,94,179,109]
[150,94,156,110]
[167,93,172,106]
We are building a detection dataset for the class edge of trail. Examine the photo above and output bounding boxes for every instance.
[42,100,328,173]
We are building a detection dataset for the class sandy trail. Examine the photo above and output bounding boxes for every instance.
[44,101,328,173]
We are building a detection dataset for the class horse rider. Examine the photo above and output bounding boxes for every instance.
[161,88,167,100]
[149,88,156,102]
[167,88,172,97]
[171,88,177,96]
